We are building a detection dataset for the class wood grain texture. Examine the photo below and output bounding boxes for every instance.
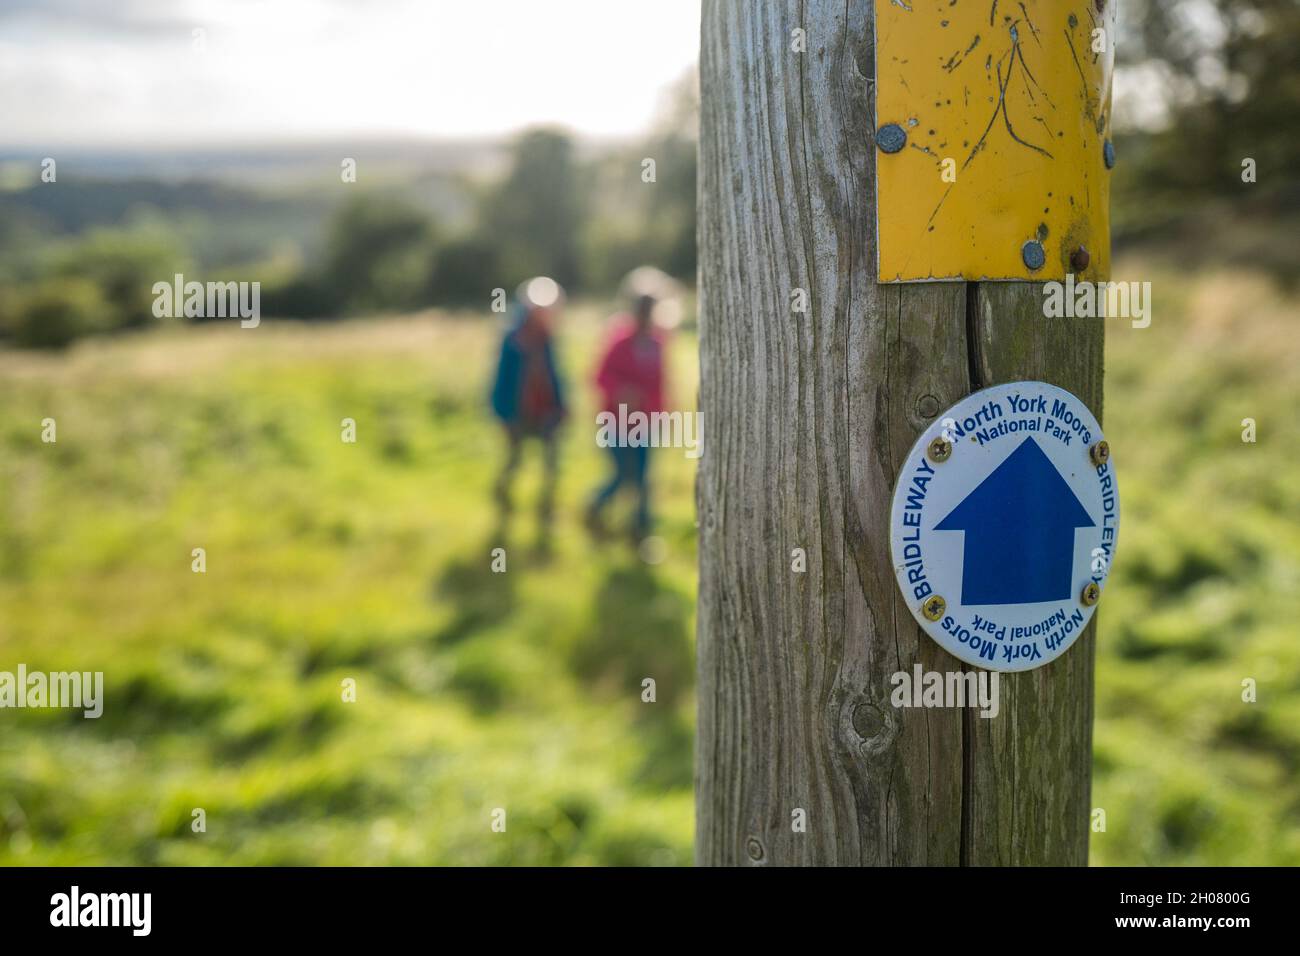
[695,0,1101,866]
[962,284,1104,866]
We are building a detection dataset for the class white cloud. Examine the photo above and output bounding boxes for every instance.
[0,0,701,146]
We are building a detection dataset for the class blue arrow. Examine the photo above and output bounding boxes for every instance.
[934,437,1095,605]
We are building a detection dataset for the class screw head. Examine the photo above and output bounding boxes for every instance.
[746,837,765,861]
[1103,139,1116,169]
[1070,246,1090,272]
[922,595,947,621]
[1021,240,1046,271]
[877,123,907,154]
[1081,582,1101,607]
[927,436,953,463]
[1089,440,1110,467]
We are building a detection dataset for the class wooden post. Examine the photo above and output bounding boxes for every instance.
[695,1,1103,865]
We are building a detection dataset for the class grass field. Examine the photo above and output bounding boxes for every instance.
[1,260,1298,865]
[0,306,700,865]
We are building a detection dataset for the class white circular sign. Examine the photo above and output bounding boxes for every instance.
[889,382,1119,672]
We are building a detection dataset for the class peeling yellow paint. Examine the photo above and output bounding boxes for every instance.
[876,0,1114,282]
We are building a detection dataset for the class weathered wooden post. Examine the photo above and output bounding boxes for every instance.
[696,0,1113,865]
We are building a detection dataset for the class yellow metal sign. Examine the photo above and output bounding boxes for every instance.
[875,1,1115,282]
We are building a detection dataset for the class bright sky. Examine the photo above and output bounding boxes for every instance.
[0,0,702,147]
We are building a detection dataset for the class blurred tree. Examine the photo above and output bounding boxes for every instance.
[479,128,584,290]
[2,278,112,349]
[260,273,338,320]
[1117,0,1300,204]
[428,235,500,305]
[646,69,700,282]
[53,227,191,331]
[0,202,57,283]
[577,70,697,290]
[324,196,437,313]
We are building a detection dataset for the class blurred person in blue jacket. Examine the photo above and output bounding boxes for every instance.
[489,277,567,536]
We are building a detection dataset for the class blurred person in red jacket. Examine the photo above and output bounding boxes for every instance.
[586,292,665,542]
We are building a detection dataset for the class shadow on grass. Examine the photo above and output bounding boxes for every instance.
[569,561,695,790]
[430,532,518,648]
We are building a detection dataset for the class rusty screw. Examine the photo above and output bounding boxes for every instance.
[1081,582,1101,607]
[1070,246,1090,272]
[1089,440,1110,467]
[927,436,952,463]
[922,594,947,621]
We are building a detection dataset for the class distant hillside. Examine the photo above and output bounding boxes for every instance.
[0,134,634,273]
[0,173,478,274]
[0,134,631,189]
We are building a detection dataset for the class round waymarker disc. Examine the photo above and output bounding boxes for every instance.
[888,381,1119,672]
